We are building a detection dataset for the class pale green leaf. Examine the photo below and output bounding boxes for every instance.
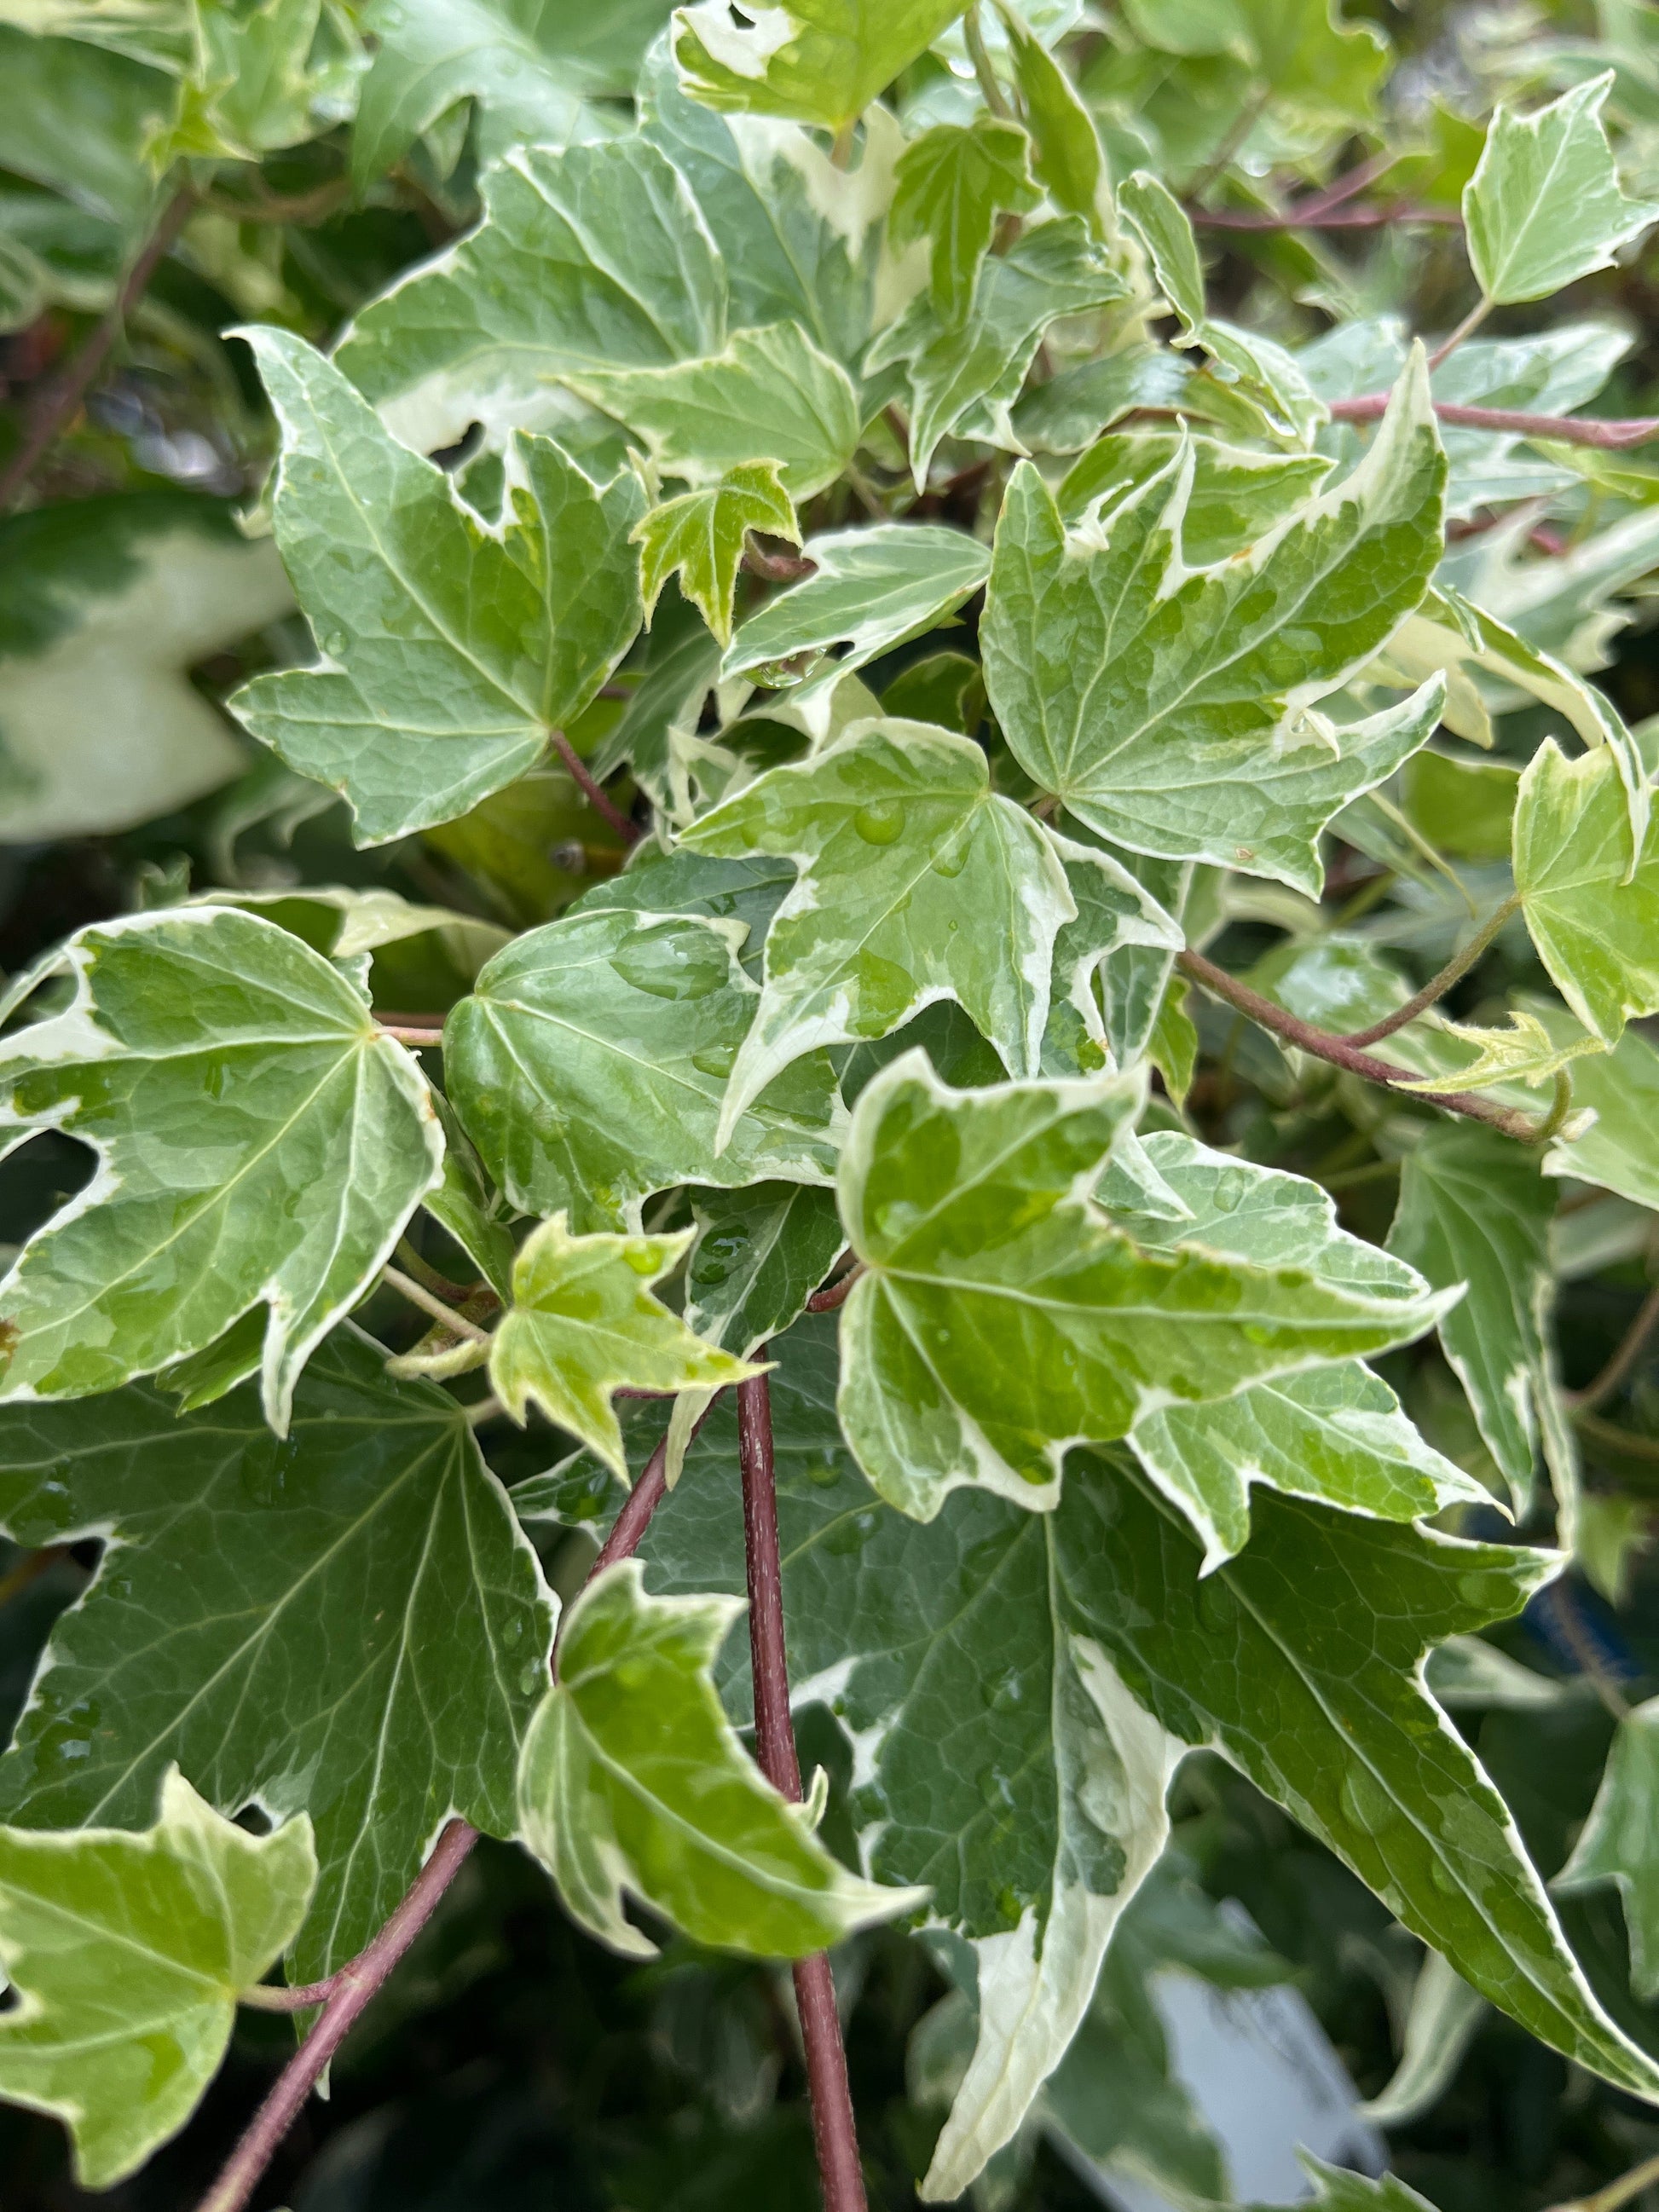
[636,459,799,648]
[424,1094,517,1301]
[1513,741,1659,1047]
[0,492,289,845]
[1251,2156,1445,2212]
[1105,1133,1489,1567]
[867,217,1128,483]
[490,1215,757,1476]
[1358,1950,1489,2127]
[517,1560,922,1957]
[670,0,968,130]
[684,1181,847,1355]
[0,1330,555,1979]
[1057,429,1332,564]
[1117,170,1205,327]
[1560,1693,1659,1999]
[0,28,175,225]
[1392,1008,1604,1095]
[1402,746,1520,862]
[1387,1124,1558,1494]
[0,1771,314,2189]
[1002,9,1104,222]
[0,0,197,74]
[154,0,344,165]
[230,330,645,846]
[890,117,1038,323]
[720,521,990,705]
[1464,72,1659,304]
[334,138,727,454]
[444,903,845,1233]
[980,355,1448,892]
[1534,1008,1659,1211]
[1041,829,1184,1077]
[564,319,860,499]
[0,906,441,1433]
[680,718,1077,1133]
[836,1053,1454,1520]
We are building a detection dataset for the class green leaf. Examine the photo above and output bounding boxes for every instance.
[868,217,1128,484]
[1402,747,1520,863]
[334,139,727,456]
[1559,1694,1659,1999]
[1058,430,1332,567]
[0,28,175,226]
[0,906,441,1432]
[636,459,799,649]
[424,1094,517,1299]
[1464,72,1659,305]
[720,522,991,707]
[0,1770,315,2189]
[669,0,969,130]
[1041,829,1184,1077]
[0,0,199,75]
[490,1215,757,1475]
[836,1053,1454,1520]
[517,1560,922,1956]
[890,117,1039,323]
[1386,1124,1558,1496]
[679,719,1077,1131]
[154,0,345,165]
[1359,1949,1489,2128]
[1534,1010,1659,1212]
[980,356,1448,892]
[353,0,673,183]
[1513,742,1659,1048]
[1392,1009,1604,1096]
[1002,9,1104,222]
[1106,1133,1489,1567]
[444,904,846,1233]
[230,331,645,846]
[685,1181,847,1355]
[564,320,861,500]
[0,491,291,843]
[1251,2156,1445,2212]
[0,1329,555,1980]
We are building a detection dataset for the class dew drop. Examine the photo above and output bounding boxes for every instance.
[853,800,905,845]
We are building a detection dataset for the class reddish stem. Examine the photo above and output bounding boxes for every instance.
[552,730,639,846]
[737,1367,869,2212]
[1194,200,1460,229]
[1330,393,1659,449]
[806,1261,864,1314]
[0,182,196,512]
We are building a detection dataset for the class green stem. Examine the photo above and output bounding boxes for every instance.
[1427,295,1492,371]
[1568,1282,1659,1416]
[962,3,1011,118]
[1341,892,1522,1048]
[380,1265,492,1344]
[1547,2150,1659,2212]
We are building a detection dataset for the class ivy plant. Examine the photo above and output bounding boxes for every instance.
[7,4,1659,2211]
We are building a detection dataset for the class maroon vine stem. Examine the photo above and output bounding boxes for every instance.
[737,1366,869,2212]
[0,181,196,512]
[1329,391,1659,449]
[198,1412,706,2212]
[552,730,639,845]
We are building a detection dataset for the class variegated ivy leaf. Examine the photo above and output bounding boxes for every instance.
[1558,1694,1659,2001]
[1392,1009,1604,1096]
[334,139,727,455]
[636,459,799,648]
[230,331,645,846]
[1513,742,1659,1047]
[518,1562,922,1957]
[152,0,348,165]
[444,904,846,1233]
[489,1216,758,1476]
[1387,1124,1562,1504]
[1100,1133,1488,1568]
[889,116,1039,323]
[0,1329,556,1982]
[0,1771,315,2190]
[1057,429,1332,564]
[980,353,1448,892]
[564,320,860,499]
[721,521,991,707]
[679,718,1077,1138]
[0,907,440,1434]
[684,1182,847,1357]
[1531,1008,1659,1214]
[1041,830,1185,1077]
[670,0,969,130]
[1257,2158,1444,2212]
[1464,72,1659,306]
[1001,5,1103,222]
[868,217,1129,484]
[836,1053,1454,1521]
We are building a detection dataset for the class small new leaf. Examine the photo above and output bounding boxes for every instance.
[1513,741,1659,1046]
[490,1216,759,1476]
[1393,1008,1604,1094]
[671,0,969,130]
[636,459,799,648]
[0,1770,315,2189]
[890,118,1039,324]
[518,1562,922,1956]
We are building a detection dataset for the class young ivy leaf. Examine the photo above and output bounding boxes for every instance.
[1464,72,1659,306]
[334,139,728,456]
[444,905,847,1233]
[890,117,1040,324]
[1002,9,1103,222]
[0,1771,315,2191]
[489,1216,760,1477]
[1040,830,1185,1078]
[670,0,970,131]
[230,330,645,846]
[835,1053,1454,1521]
[636,459,799,648]
[980,353,1448,892]
[1513,742,1659,1046]
[0,1329,555,1982]
[1103,1134,1490,1568]
[0,907,441,1435]
[722,522,991,706]
[564,320,861,499]
[1391,1008,1604,1095]
[517,1561,924,1957]
[680,718,1077,1141]
[1057,430,1332,563]
[1558,1694,1659,2000]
